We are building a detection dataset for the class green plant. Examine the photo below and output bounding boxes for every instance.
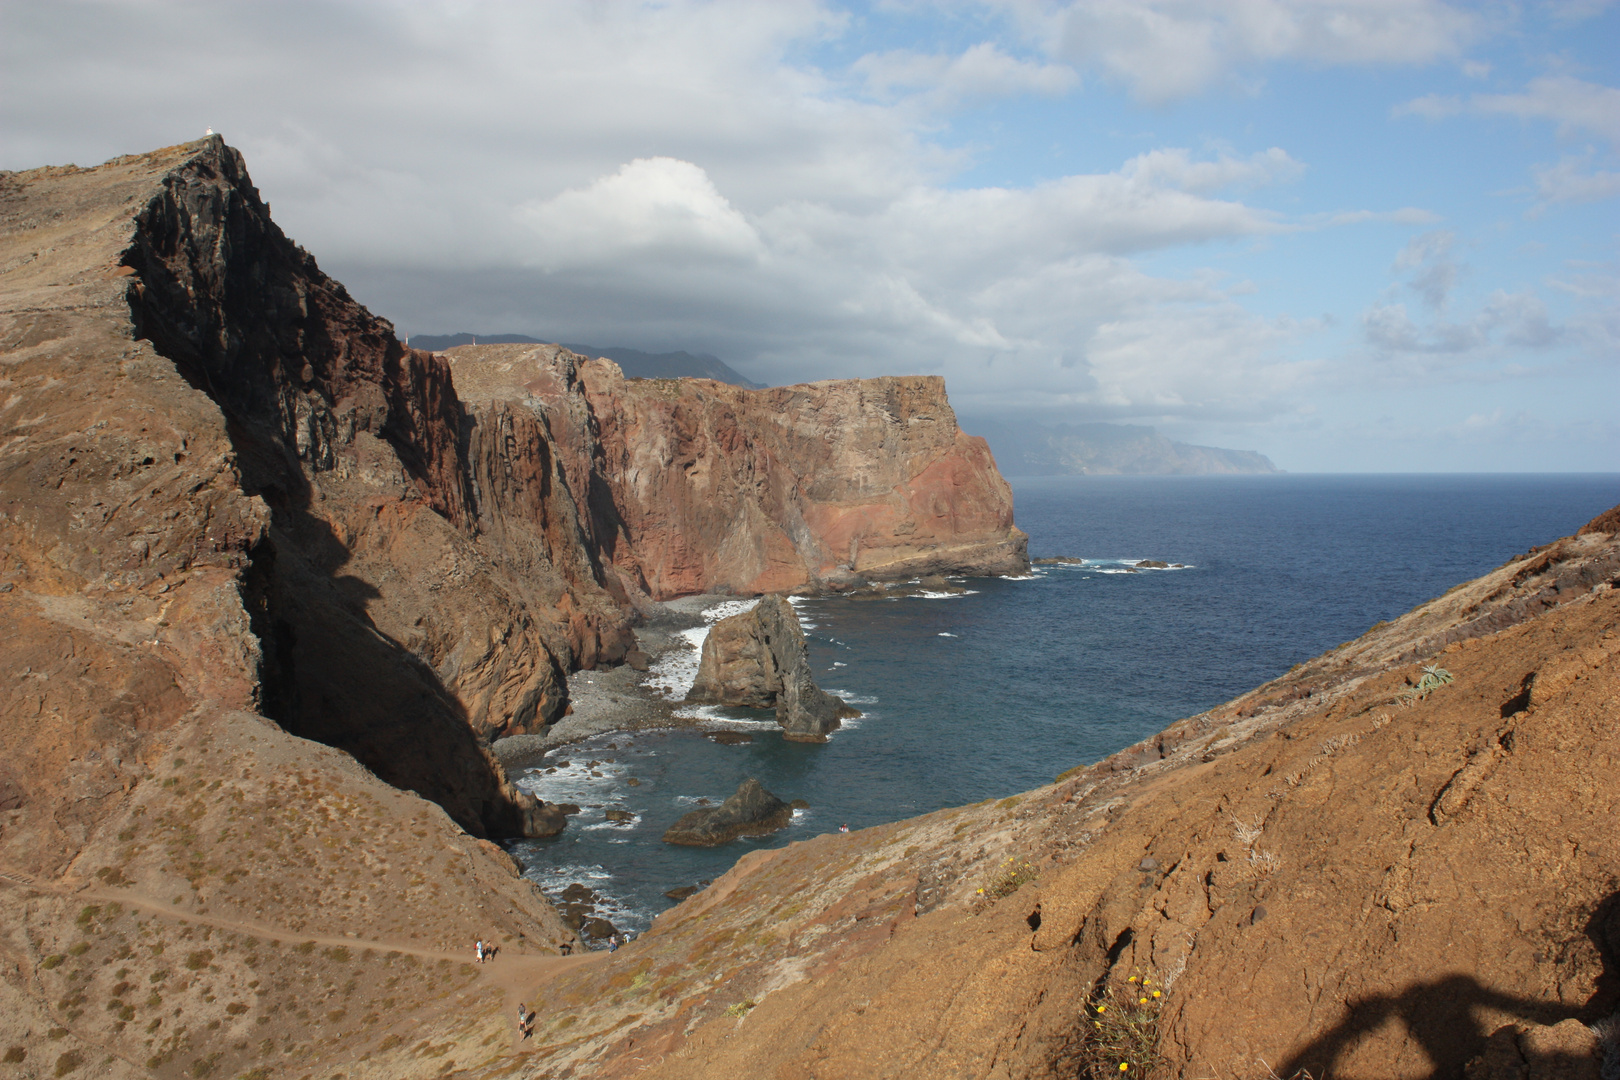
[1397,664,1454,705]
[724,999,756,1017]
[1074,973,1163,1077]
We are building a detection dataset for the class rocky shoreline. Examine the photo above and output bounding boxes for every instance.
[489,594,732,767]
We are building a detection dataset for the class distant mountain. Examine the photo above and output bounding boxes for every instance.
[961,417,1280,476]
[405,333,763,388]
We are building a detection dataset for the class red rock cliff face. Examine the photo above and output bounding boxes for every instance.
[447,344,1030,600]
[0,138,630,842]
[1,137,1022,848]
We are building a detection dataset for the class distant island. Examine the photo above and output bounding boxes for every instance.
[406,333,763,388]
[962,417,1280,476]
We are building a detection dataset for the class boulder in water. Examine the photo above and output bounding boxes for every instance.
[663,778,793,846]
[687,596,848,742]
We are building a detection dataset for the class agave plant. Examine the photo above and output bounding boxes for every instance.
[1397,665,1454,705]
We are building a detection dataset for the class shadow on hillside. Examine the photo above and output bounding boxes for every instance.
[124,171,530,838]
[1278,892,1619,1079]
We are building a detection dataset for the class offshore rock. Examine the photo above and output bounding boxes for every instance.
[662,778,793,846]
[687,596,849,741]
[443,343,1030,600]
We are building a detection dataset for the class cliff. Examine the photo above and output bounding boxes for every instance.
[445,342,1029,599]
[495,507,1620,1080]
[0,138,594,1080]
[0,138,1032,1079]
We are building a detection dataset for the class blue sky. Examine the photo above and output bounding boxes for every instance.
[4,1,1617,470]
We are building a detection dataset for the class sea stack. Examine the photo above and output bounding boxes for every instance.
[687,596,851,741]
[662,778,794,846]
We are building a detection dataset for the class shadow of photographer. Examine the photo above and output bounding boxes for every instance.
[1278,892,1619,1079]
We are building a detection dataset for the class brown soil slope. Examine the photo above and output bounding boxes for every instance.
[0,140,584,1078]
[445,343,1030,600]
[487,516,1619,1080]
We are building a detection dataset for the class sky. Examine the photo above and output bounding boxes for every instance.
[3,1,1617,471]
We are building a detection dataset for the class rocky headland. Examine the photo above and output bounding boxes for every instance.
[443,341,1029,599]
[2,135,1616,1080]
[0,137,1028,1079]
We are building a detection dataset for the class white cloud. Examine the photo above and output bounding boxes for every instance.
[1392,93,1462,120]
[519,158,763,269]
[1398,76,1620,145]
[1006,0,1481,103]
[1471,76,1620,145]
[1,0,1600,466]
[1394,230,1460,308]
[852,43,1078,105]
[1362,288,1564,358]
[1531,154,1620,204]
[1119,146,1305,192]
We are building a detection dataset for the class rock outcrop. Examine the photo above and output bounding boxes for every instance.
[444,343,1030,600]
[0,136,596,1079]
[686,596,850,741]
[663,779,794,846]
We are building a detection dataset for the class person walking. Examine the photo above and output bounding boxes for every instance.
[475,939,485,964]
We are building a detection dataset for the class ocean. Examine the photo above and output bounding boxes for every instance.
[506,473,1620,940]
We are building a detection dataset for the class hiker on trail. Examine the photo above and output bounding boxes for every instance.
[839,823,849,833]
[475,939,485,963]
[607,935,619,953]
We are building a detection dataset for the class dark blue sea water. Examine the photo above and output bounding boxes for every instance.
[507,474,1620,939]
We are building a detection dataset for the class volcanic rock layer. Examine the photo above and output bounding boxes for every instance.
[443,342,1030,600]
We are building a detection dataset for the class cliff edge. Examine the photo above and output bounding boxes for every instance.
[445,342,1030,599]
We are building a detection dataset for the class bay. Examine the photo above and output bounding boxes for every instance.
[507,473,1620,939]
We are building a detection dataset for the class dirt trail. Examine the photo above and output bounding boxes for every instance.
[1,870,608,1054]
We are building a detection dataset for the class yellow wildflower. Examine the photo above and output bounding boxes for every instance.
[1119,1063,1130,1072]
[1139,997,1148,1004]
[1152,990,1161,998]
[1096,1005,1106,1014]
[1127,976,1137,983]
